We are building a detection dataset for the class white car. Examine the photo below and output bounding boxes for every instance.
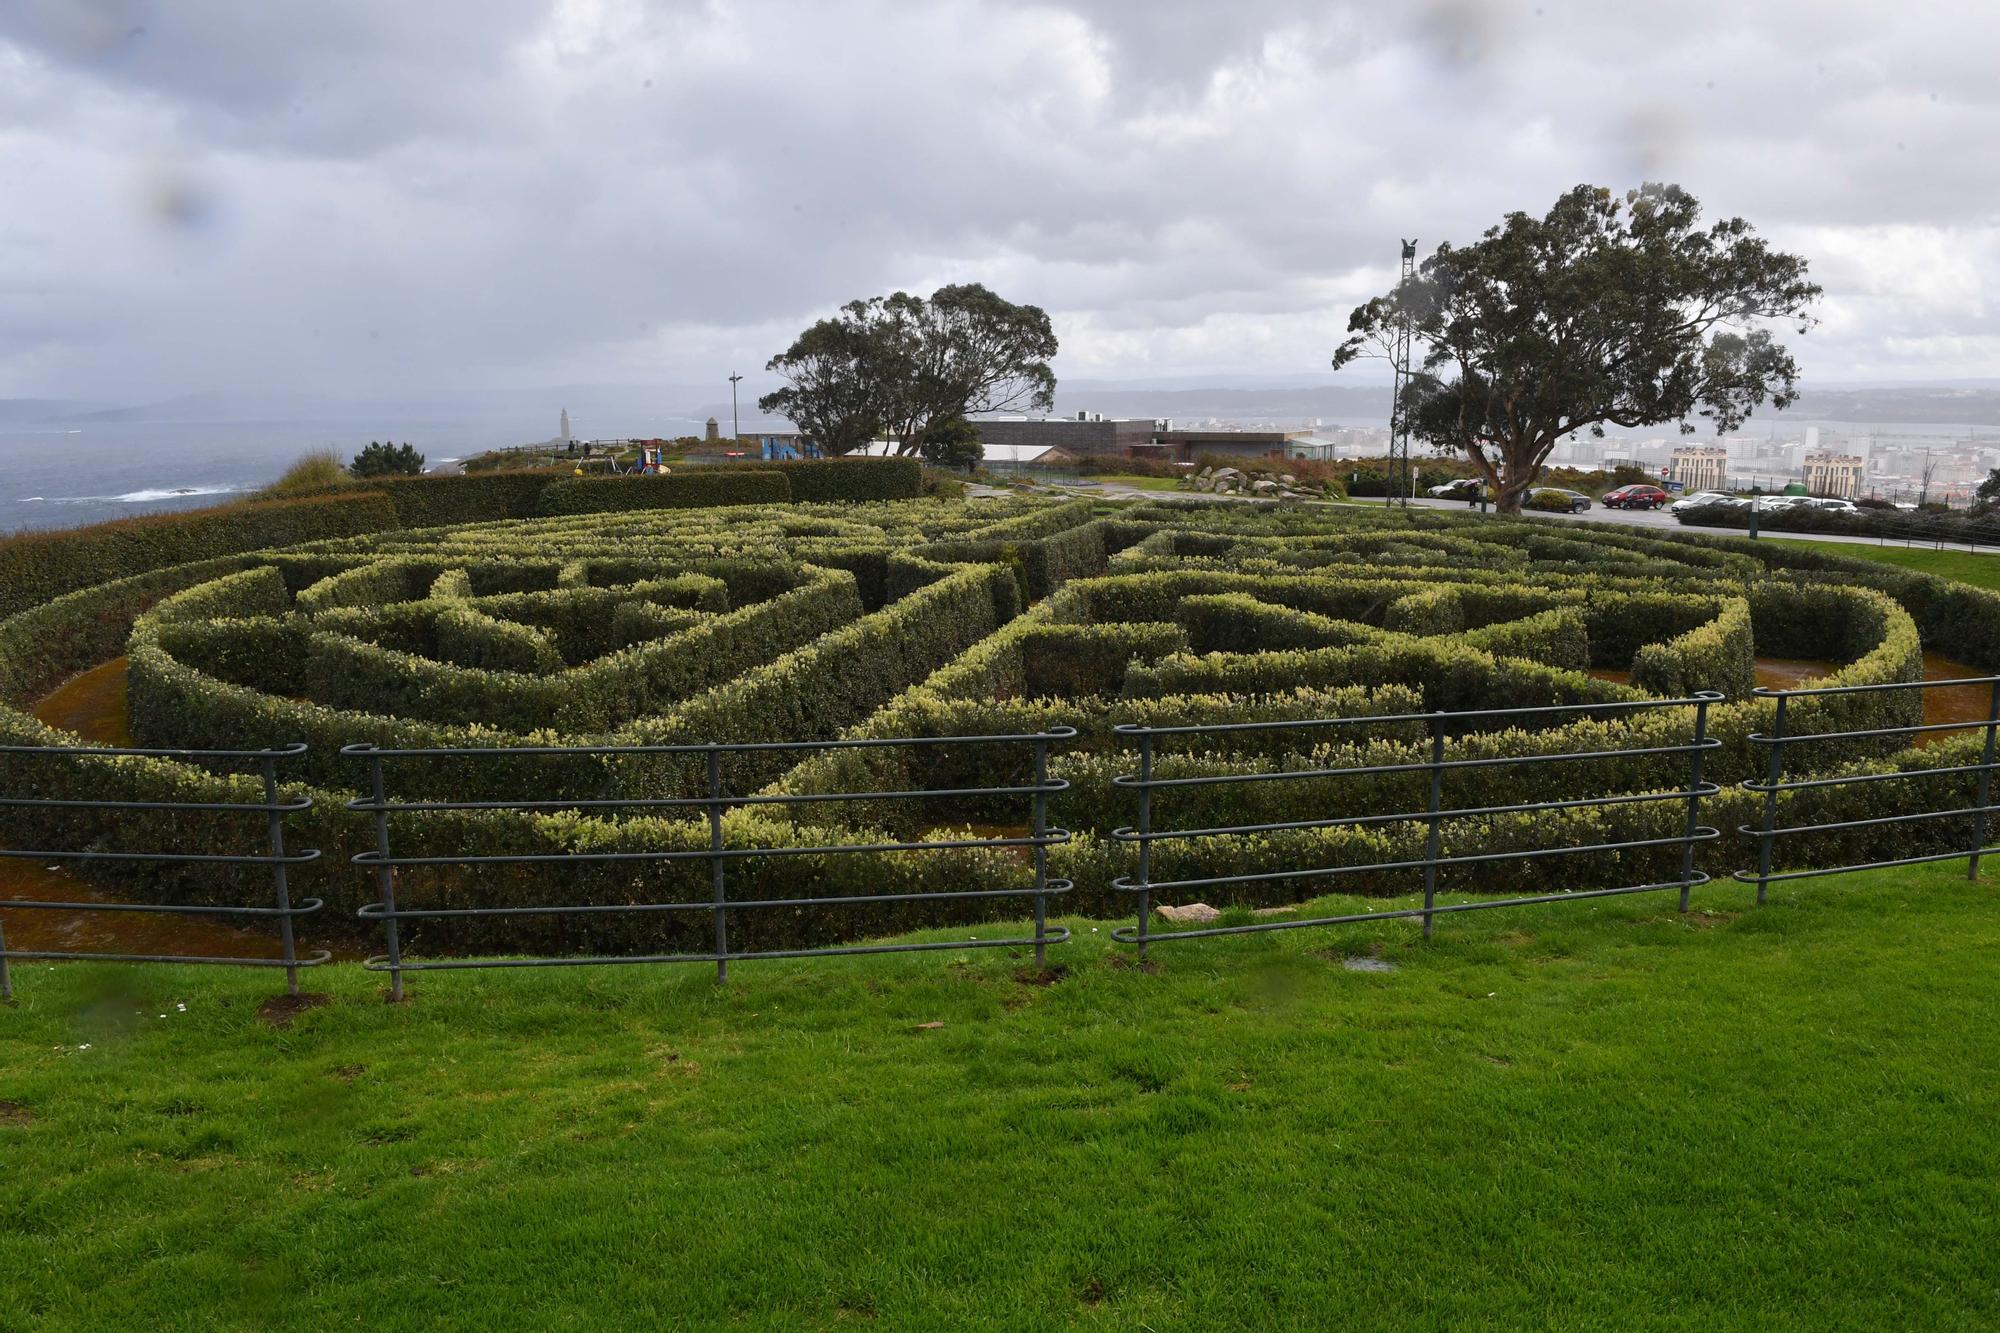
[1795,497,1859,514]
[1667,490,1733,514]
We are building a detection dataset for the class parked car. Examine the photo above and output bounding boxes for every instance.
[1795,497,1859,513]
[1601,483,1670,510]
[1667,490,1733,514]
[1426,478,1482,499]
[1530,487,1593,513]
[1672,495,1753,523]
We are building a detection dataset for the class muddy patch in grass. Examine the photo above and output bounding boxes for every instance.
[257,992,331,1028]
[1102,953,1162,974]
[1629,909,1740,930]
[0,1100,34,1126]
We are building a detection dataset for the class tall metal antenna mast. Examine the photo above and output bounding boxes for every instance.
[1387,238,1418,507]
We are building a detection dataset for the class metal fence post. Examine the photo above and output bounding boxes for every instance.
[1135,732,1154,961]
[1679,696,1711,912]
[1972,680,2000,880]
[260,754,301,997]
[707,744,728,984]
[1421,713,1446,939]
[1755,695,1789,906]
[0,914,11,1002]
[367,749,406,1002]
[1030,735,1051,972]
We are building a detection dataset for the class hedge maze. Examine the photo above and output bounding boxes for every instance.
[6,484,2000,961]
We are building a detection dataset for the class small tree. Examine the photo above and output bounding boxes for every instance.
[1333,184,1820,513]
[352,440,426,477]
[918,417,983,471]
[761,283,1057,455]
[1977,469,2000,504]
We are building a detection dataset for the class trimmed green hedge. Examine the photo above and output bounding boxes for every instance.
[538,470,792,516]
[1630,597,1755,697]
[0,491,397,621]
[8,492,1994,954]
[366,471,564,527]
[718,456,925,502]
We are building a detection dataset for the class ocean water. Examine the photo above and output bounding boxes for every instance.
[0,419,517,534]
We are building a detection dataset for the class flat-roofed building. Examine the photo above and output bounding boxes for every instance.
[1152,429,1309,463]
[1803,451,1865,499]
[974,415,1158,457]
[1671,445,1729,493]
[972,415,1308,463]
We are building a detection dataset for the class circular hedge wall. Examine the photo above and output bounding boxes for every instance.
[4,493,1997,957]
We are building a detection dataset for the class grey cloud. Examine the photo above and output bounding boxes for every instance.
[2,0,1998,400]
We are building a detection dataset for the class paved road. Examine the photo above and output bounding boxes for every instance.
[1059,480,1999,557]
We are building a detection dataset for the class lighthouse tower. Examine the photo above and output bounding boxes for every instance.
[559,408,572,446]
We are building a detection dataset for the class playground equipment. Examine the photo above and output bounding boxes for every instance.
[631,443,673,476]
[760,436,823,461]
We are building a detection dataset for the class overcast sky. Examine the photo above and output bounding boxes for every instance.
[1,0,1995,402]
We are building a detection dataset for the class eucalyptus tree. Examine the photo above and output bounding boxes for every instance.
[1335,184,1821,513]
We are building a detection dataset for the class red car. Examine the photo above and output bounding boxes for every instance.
[1601,483,1670,510]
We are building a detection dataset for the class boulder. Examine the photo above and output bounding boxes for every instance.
[1155,902,1221,924]
[1250,478,1278,494]
[1279,474,1297,484]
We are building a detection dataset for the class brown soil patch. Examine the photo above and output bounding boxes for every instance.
[1103,953,1162,974]
[1013,964,1069,986]
[257,992,331,1028]
[1919,652,1993,747]
[0,1100,33,1126]
[30,657,134,747]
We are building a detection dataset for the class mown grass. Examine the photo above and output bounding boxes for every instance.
[1088,474,1184,492]
[1767,538,2000,590]
[2,866,1996,1330]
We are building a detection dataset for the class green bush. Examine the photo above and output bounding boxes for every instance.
[0,491,397,620]
[1630,597,1755,697]
[717,456,925,502]
[538,470,792,516]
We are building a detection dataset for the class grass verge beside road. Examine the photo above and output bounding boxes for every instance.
[3,866,1996,1328]
[1767,537,2000,590]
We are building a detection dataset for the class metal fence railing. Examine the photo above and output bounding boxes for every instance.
[8,676,2000,996]
[1108,694,1723,958]
[0,742,325,1000]
[1738,676,2000,901]
[344,729,1076,1001]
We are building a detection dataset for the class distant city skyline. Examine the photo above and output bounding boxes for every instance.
[2,2,1997,402]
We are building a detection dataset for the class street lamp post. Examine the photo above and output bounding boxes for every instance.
[728,373,743,441]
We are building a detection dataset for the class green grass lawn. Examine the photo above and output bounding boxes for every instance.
[1768,538,2000,589]
[1087,473,1184,491]
[3,867,1996,1329]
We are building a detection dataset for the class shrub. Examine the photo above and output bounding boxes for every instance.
[351,440,426,477]
[716,456,925,502]
[259,449,351,496]
[0,491,398,621]
[538,470,792,515]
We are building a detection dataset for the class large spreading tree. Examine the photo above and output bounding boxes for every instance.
[761,283,1056,455]
[1333,184,1821,513]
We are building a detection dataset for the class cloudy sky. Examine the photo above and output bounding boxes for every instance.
[1,0,1995,403]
